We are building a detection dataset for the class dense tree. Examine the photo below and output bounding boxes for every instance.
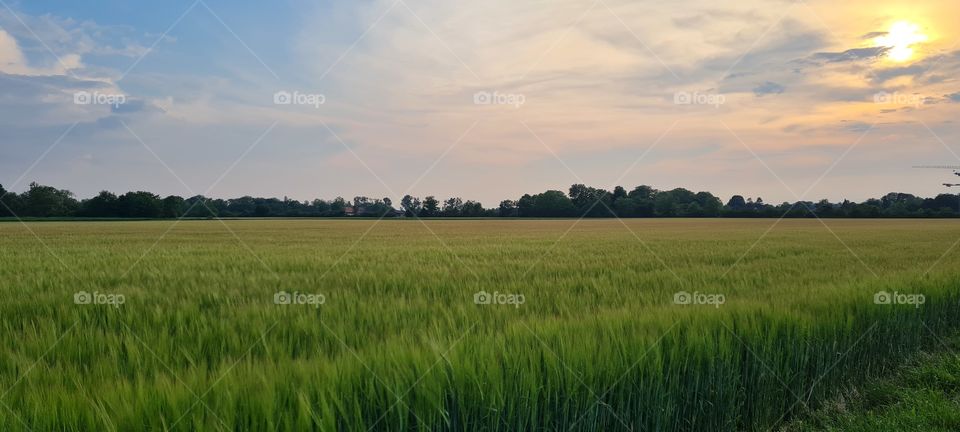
[0,181,957,220]
[401,195,421,217]
[516,194,535,217]
[629,186,655,200]
[182,196,218,218]
[345,196,393,217]
[366,198,394,217]
[461,200,485,217]
[568,184,612,217]
[420,196,440,217]
[815,199,835,217]
[727,195,747,210]
[528,190,575,217]
[442,197,463,217]
[696,192,723,216]
[498,200,517,217]
[612,196,639,217]
[654,188,688,216]
[253,204,270,217]
[116,192,162,218]
[353,196,370,211]
[329,197,347,216]
[0,184,13,216]
[80,191,119,217]
[162,196,186,218]
[312,199,331,215]
[21,182,78,217]
[612,186,627,201]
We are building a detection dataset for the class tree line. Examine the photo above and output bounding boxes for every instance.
[1,182,958,219]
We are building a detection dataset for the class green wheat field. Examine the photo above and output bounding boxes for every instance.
[1,219,958,431]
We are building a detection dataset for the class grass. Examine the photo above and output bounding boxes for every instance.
[0,219,958,431]
[786,334,960,431]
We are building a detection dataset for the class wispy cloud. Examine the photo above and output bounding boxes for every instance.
[0,0,958,205]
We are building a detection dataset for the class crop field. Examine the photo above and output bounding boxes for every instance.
[1,219,959,431]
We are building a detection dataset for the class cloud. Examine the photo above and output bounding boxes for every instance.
[871,64,926,83]
[809,46,890,64]
[0,28,27,73]
[0,28,81,75]
[0,72,113,127]
[3,0,960,205]
[111,98,165,115]
[753,81,785,96]
[865,50,960,85]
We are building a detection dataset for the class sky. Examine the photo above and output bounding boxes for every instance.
[1,0,959,206]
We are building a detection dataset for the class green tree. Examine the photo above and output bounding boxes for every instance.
[162,196,186,218]
[311,199,331,216]
[81,191,119,217]
[461,201,485,217]
[498,200,517,217]
[726,195,747,210]
[21,182,78,217]
[612,186,627,200]
[568,184,611,217]
[420,196,440,217]
[182,196,218,218]
[612,197,638,217]
[330,197,347,216]
[626,186,657,217]
[442,197,463,217]
[0,184,13,216]
[516,194,534,217]
[117,191,162,218]
[401,195,421,217]
[695,192,723,216]
[814,199,834,217]
[628,185,655,200]
[530,190,575,217]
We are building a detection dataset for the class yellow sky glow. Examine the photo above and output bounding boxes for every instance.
[874,21,929,62]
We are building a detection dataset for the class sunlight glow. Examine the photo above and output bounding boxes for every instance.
[875,21,929,62]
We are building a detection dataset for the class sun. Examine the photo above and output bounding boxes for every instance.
[874,21,928,62]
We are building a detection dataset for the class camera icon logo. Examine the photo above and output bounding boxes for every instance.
[473,91,492,105]
[274,291,292,305]
[874,291,892,305]
[673,91,692,105]
[74,291,92,305]
[673,291,692,305]
[274,91,292,105]
[474,290,492,305]
[74,91,92,105]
